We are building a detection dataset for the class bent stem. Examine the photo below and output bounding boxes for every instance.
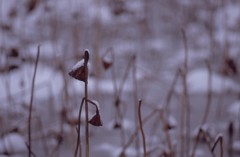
[28,46,40,157]
[119,108,159,156]
[74,98,101,157]
[211,135,223,157]
[138,100,147,157]
[191,128,215,157]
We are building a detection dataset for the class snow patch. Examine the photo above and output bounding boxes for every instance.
[0,63,63,104]
[0,133,26,154]
[95,143,137,157]
[228,101,240,118]
[106,118,135,131]
[233,140,240,152]
[175,68,240,94]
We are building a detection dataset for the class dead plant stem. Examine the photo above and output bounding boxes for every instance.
[180,29,191,157]
[132,55,140,156]
[212,135,223,157]
[111,53,125,147]
[74,98,85,157]
[84,52,89,157]
[202,60,212,124]
[138,100,147,157]
[119,108,158,156]
[28,46,40,157]
[191,128,215,157]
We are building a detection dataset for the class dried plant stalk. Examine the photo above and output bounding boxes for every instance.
[84,51,89,157]
[28,45,40,157]
[119,108,159,156]
[138,100,147,157]
[201,60,212,124]
[180,28,191,157]
[74,98,85,157]
[211,135,223,157]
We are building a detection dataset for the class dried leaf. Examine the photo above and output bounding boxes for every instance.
[102,60,112,70]
[68,65,87,82]
[88,112,103,127]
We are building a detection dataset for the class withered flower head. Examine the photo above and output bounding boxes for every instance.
[88,109,103,127]
[68,50,89,82]
[68,63,86,82]
[102,48,113,70]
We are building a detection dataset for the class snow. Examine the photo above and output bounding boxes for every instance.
[70,77,133,95]
[113,41,137,55]
[228,100,240,118]
[71,59,84,71]
[27,41,65,58]
[0,0,240,156]
[0,45,136,106]
[172,51,209,68]
[106,118,135,131]
[191,149,205,157]
[0,63,63,105]
[0,133,26,154]
[232,140,240,152]
[44,0,112,25]
[191,123,218,140]
[167,115,177,128]
[146,38,167,51]
[90,100,101,110]
[95,143,137,157]
[175,68,240,94]
[102,50,113,64]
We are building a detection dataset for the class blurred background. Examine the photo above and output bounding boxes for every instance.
[0,0,240,157]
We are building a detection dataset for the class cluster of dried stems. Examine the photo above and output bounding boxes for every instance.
[25,43,227,157]
[18,24,237,157]
[2,1,240,157]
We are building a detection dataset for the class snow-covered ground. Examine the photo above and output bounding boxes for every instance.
[0,0,240,157]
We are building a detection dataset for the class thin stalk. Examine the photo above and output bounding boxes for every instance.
[110,51,118,101]
[117,55,135,148]
[148,69,180,150]
[191,129,201,157]
[159,110,173,156]
[181,28,190,156]
[74,98,101,157]
[84,51,89,157]
[138,100,147,157]
[211,135,223,157]
[165,69,181,115]
[111,54,135,147]
[118,55,135,95]
[28,45,40,157]
[36,116,49,156]
[119,108,159,156]
[201,60,212,124]
[132,55,140,156]
[191,128,215,157]
[74,98,85,157]
[110,51,125,147]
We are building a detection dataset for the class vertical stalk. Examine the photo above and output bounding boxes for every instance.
[74,98,85,157]
[84,51,89,157]
[180,29,190,157]
[132,55,140,156]
[201,60,212,124]
[28,46,40,157]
